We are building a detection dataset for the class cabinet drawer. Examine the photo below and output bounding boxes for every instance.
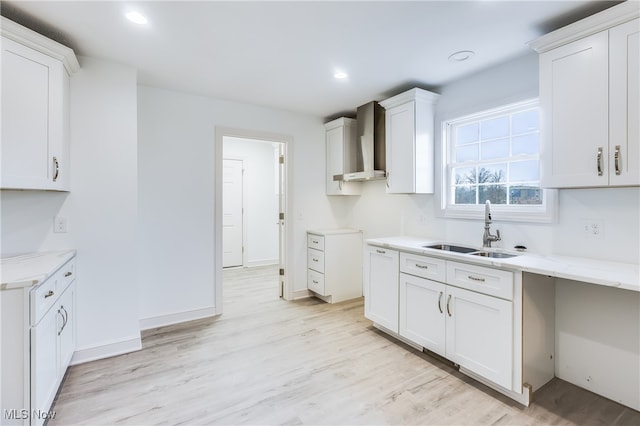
[307,234,325,251]
[307,248,325,273]
[307,269,326,295]
[58,258,76,292]
[30,274,58,326]
[400,252,446,282]
[446,261,513,300]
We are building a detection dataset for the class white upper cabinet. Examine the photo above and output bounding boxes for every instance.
[324,118,361,195]
[1,17,79,191]
[380,88,440,194]
[531,3,639,188]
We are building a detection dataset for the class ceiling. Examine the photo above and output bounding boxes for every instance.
[1,1,622,119]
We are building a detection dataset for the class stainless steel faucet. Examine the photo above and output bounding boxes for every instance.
[483,200,501,248]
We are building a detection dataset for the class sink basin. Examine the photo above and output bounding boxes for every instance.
[424,244,477,254]
[470,251,518,259]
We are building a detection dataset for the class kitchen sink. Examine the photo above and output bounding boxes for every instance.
[470,251,518,259]
[424,244,477,254]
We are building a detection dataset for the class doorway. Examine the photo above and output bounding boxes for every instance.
[215,128,291,315]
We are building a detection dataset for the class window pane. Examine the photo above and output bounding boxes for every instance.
[510,186,542,205]
[512,109,539,135]
[479,184,507,204]
[481,116,509,140]
[455,186,476,204]
[453,166,476,184]
[510,160,539,182]
[512,134,538,155]
[456,123,479,145]
[478,164,506,183]
[456,144,478,162]
[481,138,509,160]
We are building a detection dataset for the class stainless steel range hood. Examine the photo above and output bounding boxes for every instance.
[333,101,386,182]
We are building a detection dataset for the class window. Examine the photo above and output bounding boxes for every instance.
[441,99,555,223]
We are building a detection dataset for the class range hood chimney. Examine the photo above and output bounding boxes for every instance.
[334,101,386,182]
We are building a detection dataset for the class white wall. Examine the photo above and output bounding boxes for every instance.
[1,57,141,362]
[347,51,640,409]
[223,137,279,267]
[137,85,344,327]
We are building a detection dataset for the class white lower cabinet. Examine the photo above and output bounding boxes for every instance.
[445,285,513,389]
[364,245,399,332]
[399,273,446,356]
[0,256,76,426]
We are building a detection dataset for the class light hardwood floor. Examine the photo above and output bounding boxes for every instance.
[49,265,639,425]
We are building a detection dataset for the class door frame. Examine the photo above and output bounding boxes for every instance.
[214,127,292,315]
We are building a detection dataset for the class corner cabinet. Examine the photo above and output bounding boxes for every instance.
[530,3,639,188]
[1,255,76,426]
[325,118,361,195]
[1,17,80,191]
[379,88,440,194]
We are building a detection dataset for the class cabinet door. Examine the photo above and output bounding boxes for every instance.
[1,38,51,190]
[445,286,513,390]
[326,123,360,195]
[58,282,76,372]
[539,30,609,188]
[609,19,640,186]
[30,306,61,425]
[385,102,415,193]
[364,246,399,332]
[399,273,446,356]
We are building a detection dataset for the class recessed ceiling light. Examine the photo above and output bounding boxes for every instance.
[125,11,148,25]
[448,50,475,62]
[334,71,348,80]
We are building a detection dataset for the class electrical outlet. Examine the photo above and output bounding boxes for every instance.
[581,219,603,239]
[54,216,67,233]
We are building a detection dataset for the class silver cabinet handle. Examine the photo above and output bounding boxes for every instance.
[44,290,55,299]
[415,264,428,269]
[53,156,60,182]
[376,249,386,254]
[311,240,319,244]
[597,147,603,176]
[57,309,64,335]
[61,305,68,330]
[438,291,443,314]
[312,258,318,262]
[312,280,319,284]
[446,294,452,317]
[468,275,486,282]
[386,173,390,188]
[65,271,73,277]
[614,145,621,175]
[338,180,343,191]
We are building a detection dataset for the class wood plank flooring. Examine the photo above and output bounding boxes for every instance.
[49,265,639,425]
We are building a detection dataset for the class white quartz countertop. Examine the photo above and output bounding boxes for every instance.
[1,250,76,290]
[308,228,362,235]
[366,236,640,292]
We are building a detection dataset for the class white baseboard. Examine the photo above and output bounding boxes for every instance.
[139,306,217,331]
[70,336,142,365]
[245,259,279,268]
[290,288,312,300]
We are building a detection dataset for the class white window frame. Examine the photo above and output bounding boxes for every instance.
[439,99,556,223]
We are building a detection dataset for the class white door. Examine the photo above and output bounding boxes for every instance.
[385,101,416,193]
[445,285,513,389]
[539,30,609,187]
[223,159,243,268]
[609,18,640,186]
[364,246,399,332]
[399,273,446,357]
